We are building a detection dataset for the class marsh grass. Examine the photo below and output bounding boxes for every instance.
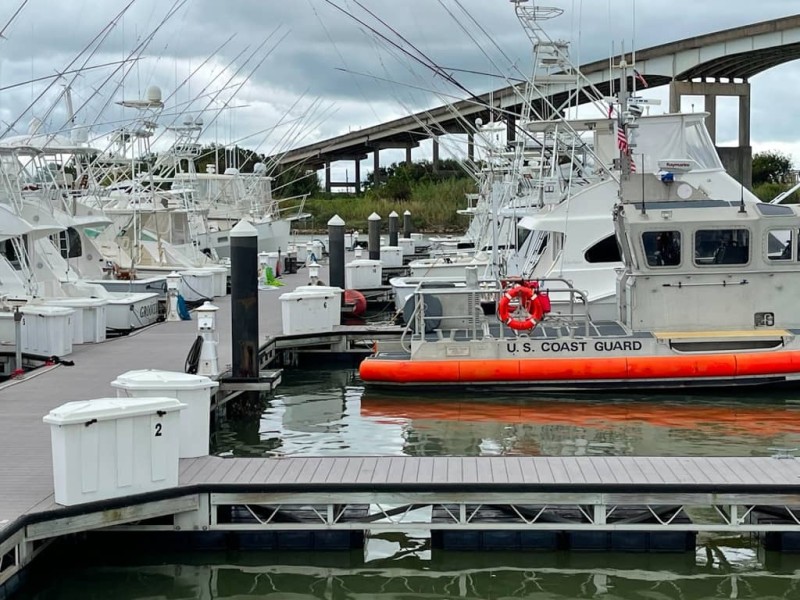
[297,178,475,233]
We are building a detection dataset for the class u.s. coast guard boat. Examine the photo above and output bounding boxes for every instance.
[360,162,800,391]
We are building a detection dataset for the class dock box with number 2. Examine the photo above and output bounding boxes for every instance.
[43,397,185,506]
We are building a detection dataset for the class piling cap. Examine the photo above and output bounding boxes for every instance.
[389,211,399,218]
[328,214,345,226]
[403,210,411,216]
[368,212,381,221]
[230,219,258,237]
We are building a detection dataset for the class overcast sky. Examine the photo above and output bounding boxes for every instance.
[1,0,799,181]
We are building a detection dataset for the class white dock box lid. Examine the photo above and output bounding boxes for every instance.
[44,397,184,506]
[43,396,184,425]
[111,370,217,459]
[111,370,219,391]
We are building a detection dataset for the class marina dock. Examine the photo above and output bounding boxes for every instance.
[1,267,800,594]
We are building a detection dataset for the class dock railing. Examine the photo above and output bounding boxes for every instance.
[401,278,593,351]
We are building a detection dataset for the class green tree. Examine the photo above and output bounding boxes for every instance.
[752,150,793,186]
[274,166,320,198]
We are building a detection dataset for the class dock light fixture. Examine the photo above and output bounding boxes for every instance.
[165,272,181,322]
[308,262,321,285]
[6,296,27,379]
[661,210,672,220]
[196,301,220,378]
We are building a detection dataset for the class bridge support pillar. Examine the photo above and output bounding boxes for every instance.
[704,94,717,143]
[324,162,332,194]
[432,136,440,172]
[354,159,361,195]
[373,148,381,185]
[405,146,412,166]
[669,80,752,188]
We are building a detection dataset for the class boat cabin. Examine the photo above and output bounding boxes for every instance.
[615,174,800,333]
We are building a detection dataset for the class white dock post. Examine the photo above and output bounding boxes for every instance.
[196,301,220,378]
[165,271,181,322]
[308,262,321,286]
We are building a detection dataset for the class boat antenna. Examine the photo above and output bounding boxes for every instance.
[739,182,746,214]
[641,154,647,215]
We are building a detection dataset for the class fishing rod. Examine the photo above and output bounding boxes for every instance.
[1,0,138,138]
[0,0,30,39]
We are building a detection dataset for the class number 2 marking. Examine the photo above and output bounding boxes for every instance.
[155,423,162,437]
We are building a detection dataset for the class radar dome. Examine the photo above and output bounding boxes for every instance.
[194,116,203,127]
[146,86,162,104]
[253,162,267,174]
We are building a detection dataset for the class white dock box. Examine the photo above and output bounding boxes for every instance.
[380,246,403,268]
[204,265,229,297]
[280,287,342,335]
[345,259,382,289]
[43,298,107,344]
[180,269,215,302]
[399,238,415,256]
[111,370,219,458]
[296,243,308,264]
[20,305,75,357]
[43,397,185,506]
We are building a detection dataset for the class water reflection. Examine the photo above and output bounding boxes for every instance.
[213,369,800,458]
[18,549,800,599]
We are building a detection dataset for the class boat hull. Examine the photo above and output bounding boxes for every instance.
[359,349,800,391]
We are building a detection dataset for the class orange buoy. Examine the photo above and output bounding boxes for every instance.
[345,289,367,317]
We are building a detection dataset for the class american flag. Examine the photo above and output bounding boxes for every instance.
[617,122,629,153]
[633,69,649,89]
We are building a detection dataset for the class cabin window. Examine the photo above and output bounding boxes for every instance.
[694,229,750,265]
[767,229,793,261]
[57,227,83,259]
[585,234,622,264]
[642,231,681,267]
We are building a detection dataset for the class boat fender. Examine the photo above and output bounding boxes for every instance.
[498,284,543,331]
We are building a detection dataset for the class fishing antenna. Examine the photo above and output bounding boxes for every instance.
[739,183,746,214]
[640,154,646,215]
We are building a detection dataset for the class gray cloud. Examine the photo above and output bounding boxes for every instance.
[1,0,799,164]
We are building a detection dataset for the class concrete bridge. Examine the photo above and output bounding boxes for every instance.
[275,14,800,192]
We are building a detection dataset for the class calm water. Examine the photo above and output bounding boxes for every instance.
[214,368,800,458]
[21,368,800,599]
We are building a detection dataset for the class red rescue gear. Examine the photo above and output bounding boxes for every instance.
[497,284,545,331]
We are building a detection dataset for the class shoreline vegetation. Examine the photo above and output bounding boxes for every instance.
[281,159,476,234]
[293,177,475,234]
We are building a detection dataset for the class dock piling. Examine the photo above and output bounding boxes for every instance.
[368,212,381,261]
[403,209,412,238]
[230,220,259,380]
[328,214,346,293]
[389,211,399,246]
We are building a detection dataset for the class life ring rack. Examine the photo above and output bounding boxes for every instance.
[497,283,545,331]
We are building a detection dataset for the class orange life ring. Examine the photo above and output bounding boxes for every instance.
[497,285,544,331]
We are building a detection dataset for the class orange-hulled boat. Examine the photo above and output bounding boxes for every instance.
[360,172,800,391]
